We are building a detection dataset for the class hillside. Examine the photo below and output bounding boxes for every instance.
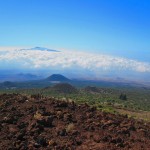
[50,83,78,94]
[0,94,150,150]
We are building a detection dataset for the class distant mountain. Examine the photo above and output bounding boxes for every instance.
[0,73,42,82]
[46,74,70,82]
[20,47,60,52]
[2,81,15,88]
[17,73,38,78]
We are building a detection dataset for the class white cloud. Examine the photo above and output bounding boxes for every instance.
[0,47,150,73]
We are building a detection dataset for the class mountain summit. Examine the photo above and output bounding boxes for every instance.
[20,47,60,52]
[31,47,60,52]
[46,74,70,82]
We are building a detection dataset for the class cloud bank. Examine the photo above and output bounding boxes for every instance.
[0,47,150,74]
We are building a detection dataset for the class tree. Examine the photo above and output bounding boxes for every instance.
[119,93,127,100]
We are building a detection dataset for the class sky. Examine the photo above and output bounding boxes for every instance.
[0,0,150,81]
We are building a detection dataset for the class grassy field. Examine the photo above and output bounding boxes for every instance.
[115,108,150,121]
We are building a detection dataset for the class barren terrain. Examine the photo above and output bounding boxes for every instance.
[0,93,150,150]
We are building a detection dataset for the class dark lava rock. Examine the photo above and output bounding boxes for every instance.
[0,94,150,150]
[37,116,54,127]
[58,129,67,136]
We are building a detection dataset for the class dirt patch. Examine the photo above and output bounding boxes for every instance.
[0,93,150,150]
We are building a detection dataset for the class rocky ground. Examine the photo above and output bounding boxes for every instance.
[0,93,150,150]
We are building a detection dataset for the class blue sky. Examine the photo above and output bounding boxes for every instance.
[0,0,150,82]
[0,0,150,62]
